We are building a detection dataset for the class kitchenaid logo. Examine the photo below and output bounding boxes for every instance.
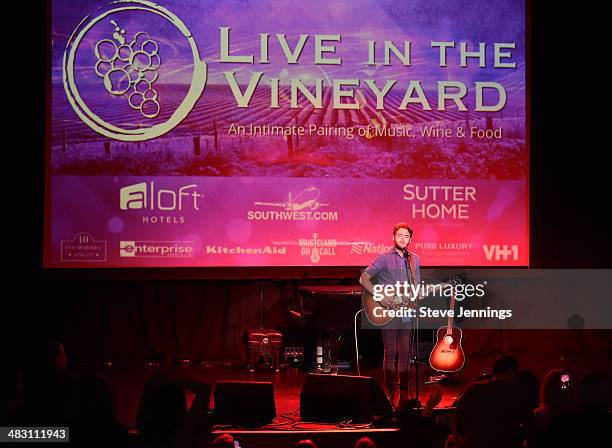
[248,186,338,221]
[205,245,287,255]
[119,182,204,224]
[120,240,194,258]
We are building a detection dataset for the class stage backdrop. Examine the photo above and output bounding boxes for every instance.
[46,0,528,267]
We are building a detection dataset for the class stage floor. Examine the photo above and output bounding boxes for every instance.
[100,353,612,430]
[105,365,458,430]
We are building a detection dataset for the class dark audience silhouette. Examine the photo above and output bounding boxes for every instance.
[4,342,610,448]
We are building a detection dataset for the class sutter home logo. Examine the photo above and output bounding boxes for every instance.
[206,245,286,255]
[120,240,195,257]
[119,182,204,224]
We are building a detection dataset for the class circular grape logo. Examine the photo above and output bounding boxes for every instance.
[94,25,162,118]
[63,0,207,141]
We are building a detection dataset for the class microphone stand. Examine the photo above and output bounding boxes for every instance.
[259,281,264,329]
[404,253,422,409]
[415,302,421,406]
[404,302,422,409]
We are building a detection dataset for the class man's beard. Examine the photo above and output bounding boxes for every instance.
[394,242,407,252]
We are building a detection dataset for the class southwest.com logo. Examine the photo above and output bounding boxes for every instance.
[120,241,195,258]
[248,187,338,222]
[120,182,204,211]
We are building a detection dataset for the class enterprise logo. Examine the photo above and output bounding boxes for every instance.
[120,240,194,258]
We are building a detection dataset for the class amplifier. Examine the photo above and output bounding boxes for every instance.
[247,329,282,350]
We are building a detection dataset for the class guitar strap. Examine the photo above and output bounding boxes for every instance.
[405,252,415,285]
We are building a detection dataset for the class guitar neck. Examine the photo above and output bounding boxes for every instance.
[446,288,456,335]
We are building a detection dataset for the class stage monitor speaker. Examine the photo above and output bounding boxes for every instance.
[214,381,276,427]
[300,373,392,422]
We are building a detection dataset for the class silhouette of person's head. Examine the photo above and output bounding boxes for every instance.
[493,354,519,383]
[75,372,113,419]
[71,372,128,447]
[578,371,609,414]
[18,339,73,425]
[212,433,234,447]
[25,339,67,371]
[517,368,540,411]
[354,436,377,448]
[539,369,571,408]
[136,379,186,446]
[296,440,318,448]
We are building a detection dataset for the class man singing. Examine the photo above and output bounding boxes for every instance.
[359,222,421,407]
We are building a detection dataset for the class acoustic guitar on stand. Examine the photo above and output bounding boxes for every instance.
[429,280,465,373]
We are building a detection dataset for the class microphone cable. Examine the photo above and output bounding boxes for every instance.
[354,308,364,376]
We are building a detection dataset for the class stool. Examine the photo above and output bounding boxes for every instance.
[246,329,282,373]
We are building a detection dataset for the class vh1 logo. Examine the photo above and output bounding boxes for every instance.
[483,244,519,261]
[120,182,204,211]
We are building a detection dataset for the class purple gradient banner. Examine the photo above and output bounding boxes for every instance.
[47,0,527,267]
